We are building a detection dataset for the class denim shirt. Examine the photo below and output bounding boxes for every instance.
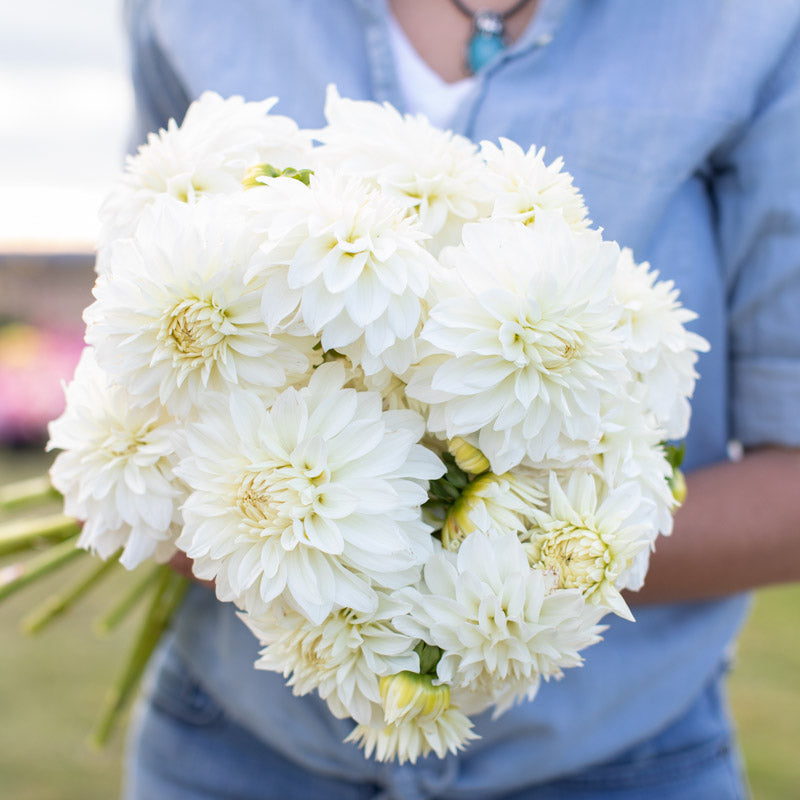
[125,0,800,795]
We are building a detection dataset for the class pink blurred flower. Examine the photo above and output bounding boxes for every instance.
[0,323,84,444]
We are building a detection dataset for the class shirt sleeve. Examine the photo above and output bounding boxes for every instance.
[123,0,192,149]
[713,15,800,448]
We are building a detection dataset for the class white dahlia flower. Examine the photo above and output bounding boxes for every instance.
[316,86,489,248]
[407,215,628,472]
[243,592,418,725]
[525,472,652,620]
[246,169,438,375]
[395,532,604,716]
[47,349,183,568]
[85,197,315,418]
[98,91,312,248]
[481,138,589,231]
[176,363,444,623]
[612,249,710,438]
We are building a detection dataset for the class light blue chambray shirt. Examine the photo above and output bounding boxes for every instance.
[124,0,800,796]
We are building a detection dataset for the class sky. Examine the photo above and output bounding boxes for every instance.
[0,0,131,250]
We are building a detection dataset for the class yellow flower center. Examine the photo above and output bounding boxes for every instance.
[163,298,227,360]
[235,459,336,550]
[499,318,584,372]
[529,524,612,593]
[236,472,282,526]
[102,428,148,458]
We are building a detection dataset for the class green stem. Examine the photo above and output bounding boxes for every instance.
[23,553,121,635]
[414,641,444,675]
[0,514,81,558]
[0,475,61,512]
[0,534,84,603]
[93,563,162,637]
[91,568,189,747]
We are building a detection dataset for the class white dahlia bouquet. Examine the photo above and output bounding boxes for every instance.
[1,87,707,761]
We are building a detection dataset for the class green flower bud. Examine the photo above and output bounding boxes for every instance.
[669,467,687,506]
[447,437,490,475]
[379,671,450,725]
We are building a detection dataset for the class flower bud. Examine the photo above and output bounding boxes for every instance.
[379,671,450,725]
[441,472,504,550]
[440,493,479,551]
[242,163,313,189]
[669,467,687,506]
[447,437,490,475]
[242,162,281,189]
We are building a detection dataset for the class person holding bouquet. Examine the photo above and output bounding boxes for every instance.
[116,1,800,797]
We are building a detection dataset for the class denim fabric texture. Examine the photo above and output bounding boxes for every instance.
[122,0,800,795]
[125,646,747,800]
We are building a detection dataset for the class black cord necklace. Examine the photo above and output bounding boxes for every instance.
[448,0,537,74]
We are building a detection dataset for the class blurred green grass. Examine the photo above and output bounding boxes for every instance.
[729,583,800,798]
[0,448,131,799]
[1,448,798,799]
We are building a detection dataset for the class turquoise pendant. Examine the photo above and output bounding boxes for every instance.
[466,11,506,74]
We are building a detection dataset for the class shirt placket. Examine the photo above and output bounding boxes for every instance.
[352,0,574,138]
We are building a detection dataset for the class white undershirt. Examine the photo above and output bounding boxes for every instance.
[386,11,477,129]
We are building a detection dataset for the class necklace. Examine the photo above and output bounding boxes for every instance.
[448,0,536,74]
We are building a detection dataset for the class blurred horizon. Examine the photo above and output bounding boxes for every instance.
[0,0,130,251]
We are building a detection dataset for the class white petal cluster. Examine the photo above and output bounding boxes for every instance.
[85,197,316,418]
[613,249,710,438]
[176,363,444,623]
[47,349,183,568]
[246,169,438,375]
[346,704,478,765]
[593,390,677,573]
[50,87,711,763]
[481,138,589,231]
[524,473,652,620]
[243,592,418,725]
[395,532,605,716]
[99,91,312,248]
[407,215,628,472]
[316,86,489,250]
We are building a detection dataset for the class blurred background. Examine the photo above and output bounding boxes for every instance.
[0,0,130,447]
[0,2,797,798]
